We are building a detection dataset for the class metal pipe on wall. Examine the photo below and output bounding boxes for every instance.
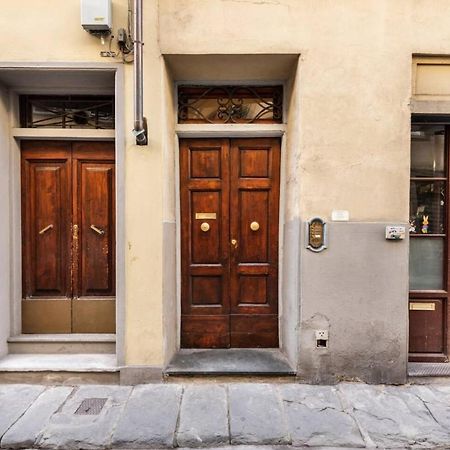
[132,0,147,145]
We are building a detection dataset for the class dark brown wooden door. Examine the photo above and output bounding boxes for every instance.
[21,141,115,334]
[180,138,280,348]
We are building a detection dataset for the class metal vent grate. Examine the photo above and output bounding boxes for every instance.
[75,398,108,415]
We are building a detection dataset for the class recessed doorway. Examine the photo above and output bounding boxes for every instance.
[179,137,281,348]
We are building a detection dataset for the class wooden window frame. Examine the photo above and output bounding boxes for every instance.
[409,119,450,362]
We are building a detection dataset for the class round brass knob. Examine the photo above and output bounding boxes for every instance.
[250,221,260,231]
[200,222,210,232]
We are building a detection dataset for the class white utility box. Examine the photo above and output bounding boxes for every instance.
[81,0,112,32]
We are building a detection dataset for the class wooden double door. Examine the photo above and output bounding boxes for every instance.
[21,141,115,333]
[180,138,281,348]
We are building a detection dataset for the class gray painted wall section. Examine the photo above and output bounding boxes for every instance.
[298,222,409,384]
[0,86,10,357]
[163,221,178,366]
[280,219,301,368]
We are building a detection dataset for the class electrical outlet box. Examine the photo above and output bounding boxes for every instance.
[315,330,329,340]
[81,0,112,32]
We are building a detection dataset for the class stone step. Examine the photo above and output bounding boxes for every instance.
[8,334,116,354]
[0,353,119,384]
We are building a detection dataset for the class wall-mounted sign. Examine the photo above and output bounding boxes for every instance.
[306,217,327,252]
[385,225,406,240]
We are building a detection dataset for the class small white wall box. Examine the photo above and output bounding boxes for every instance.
[385,225,406,240]
[81,0,112,32]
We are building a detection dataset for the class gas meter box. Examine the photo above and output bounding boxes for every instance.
[81,0,112,32]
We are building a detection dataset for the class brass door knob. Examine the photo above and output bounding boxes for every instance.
[200,222,210,232]
[231,239,238,247]
[250,221,260,231]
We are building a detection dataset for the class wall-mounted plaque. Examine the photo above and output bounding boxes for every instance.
[409,302,436,311]
[195,212,217,220]
[306,217,327,252]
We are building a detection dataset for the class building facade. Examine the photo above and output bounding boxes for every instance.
[0,0,450,384]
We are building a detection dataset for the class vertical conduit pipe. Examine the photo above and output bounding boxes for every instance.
[132,0,147,145]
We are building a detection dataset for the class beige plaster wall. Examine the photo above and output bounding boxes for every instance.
[158,0,435,223]
[3,0,450,368]
[0,1,166,366]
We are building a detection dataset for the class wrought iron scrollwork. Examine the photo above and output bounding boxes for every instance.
[178,85,283,124]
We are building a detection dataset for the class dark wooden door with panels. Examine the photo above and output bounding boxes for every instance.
[21,140,115,334]
[180,138,281,348]
[409,117,450,362]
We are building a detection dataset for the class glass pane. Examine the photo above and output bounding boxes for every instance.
[21,96,115,129]
[409,238,444,290]
[409,180,445,234]
[178,86,283,124]
[411,125,445,177]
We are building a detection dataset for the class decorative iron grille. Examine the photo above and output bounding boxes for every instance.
[177,86,283,124]
[20,95,115,129]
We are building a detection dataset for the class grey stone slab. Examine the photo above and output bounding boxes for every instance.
[1,386,72,449]
[111,384,182,448]
[0,384,44,439]
[409,385,450,431]
[280,384,364,448]
[36,385,131,450]
[177,385,229,447]
[340,383,450,448]
[166,349,294,375]
[229,384,290,445]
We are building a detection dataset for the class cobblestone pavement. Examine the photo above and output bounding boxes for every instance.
[1,382,450,449]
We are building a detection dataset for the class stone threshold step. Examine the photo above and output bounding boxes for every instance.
[165,348,295,376]
[0,354,118,372]
[8,333,116,343]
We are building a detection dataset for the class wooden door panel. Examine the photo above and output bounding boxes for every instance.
[77,162,115,296]
[71,142,115,334]
[180,137,280,348]
[230,139,280,313]
[191,191,222,264]
[21,143,71,299]
[180,139,230,347]
[409,300,445,354]
[239,190,269,262]
[21,141,115,334]
[230,138,280,347]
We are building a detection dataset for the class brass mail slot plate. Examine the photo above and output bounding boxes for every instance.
[195,212,217,220]
[409,302,436,311]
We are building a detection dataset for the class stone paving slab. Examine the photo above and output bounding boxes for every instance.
[176,385,229,447]
[36,385,131,450]
[280,384,365,448]
[229,384,290,445]
[1,386,72,449]
[0,384,44,439]
[339,383,450,448]
[408,384,450,432]
[111,384,182,449]
[2,382,450,449]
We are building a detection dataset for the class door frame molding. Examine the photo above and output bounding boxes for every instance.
[173,127,288,352]
[0,62,125,365]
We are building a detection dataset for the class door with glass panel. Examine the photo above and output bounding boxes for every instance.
[409,120,449,362]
